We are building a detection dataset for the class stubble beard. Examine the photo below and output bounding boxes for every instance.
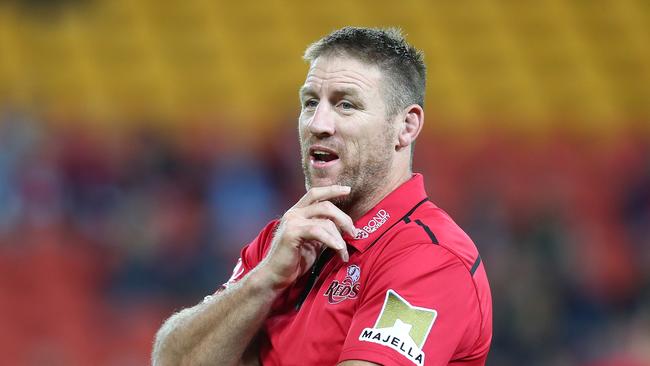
[301,129,394,217]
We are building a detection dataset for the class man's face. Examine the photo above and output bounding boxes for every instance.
[298,55,397,212]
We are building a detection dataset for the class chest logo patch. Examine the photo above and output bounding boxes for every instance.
[323,265,361,304]
[359,289,437,366]
[355,209,390,239]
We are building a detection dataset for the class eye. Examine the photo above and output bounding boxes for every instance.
[338,101,354,110]
[303,99,318,109]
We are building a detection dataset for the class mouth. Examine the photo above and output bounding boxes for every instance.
[309,145,340,169]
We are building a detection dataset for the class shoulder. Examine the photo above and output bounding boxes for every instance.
[375,202,480,273]
[241,219,281,263]
[349,201,492,362]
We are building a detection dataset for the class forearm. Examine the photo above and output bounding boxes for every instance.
[152,267,280,366]
[152,186,355,365]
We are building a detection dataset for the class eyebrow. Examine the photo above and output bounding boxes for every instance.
[299,85,314,100]
[299,85,363,100]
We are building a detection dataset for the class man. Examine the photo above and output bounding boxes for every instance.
[152,27,492,366]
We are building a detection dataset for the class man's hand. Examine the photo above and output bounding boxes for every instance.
[258,185,357,290]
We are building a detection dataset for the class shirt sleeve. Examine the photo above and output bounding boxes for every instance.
[338,243,481,366]
[213,220,280,294]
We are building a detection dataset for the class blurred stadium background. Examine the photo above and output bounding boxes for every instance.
[0,0,649,365]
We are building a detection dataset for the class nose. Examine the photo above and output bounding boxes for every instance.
[307,102,336,137]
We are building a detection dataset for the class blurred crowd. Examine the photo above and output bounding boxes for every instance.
[0,108,649,365]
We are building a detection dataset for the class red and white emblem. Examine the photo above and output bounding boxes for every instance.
[324,265,362,304]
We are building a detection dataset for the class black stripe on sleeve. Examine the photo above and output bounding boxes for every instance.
[414,219,439,245]
[403,198,429,222]
[470,255,482,276]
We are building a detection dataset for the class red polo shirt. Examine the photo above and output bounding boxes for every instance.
[220,174,492,365]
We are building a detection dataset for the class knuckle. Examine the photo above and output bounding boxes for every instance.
[279,217,301,235]
[319,218,332,228]
[315,201,327,212]
[319,201,337,216]
[283,208,301,221]
[308,225,322,237]
[323,200,336,211]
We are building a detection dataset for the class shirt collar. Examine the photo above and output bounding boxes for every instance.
[342,173,429,253]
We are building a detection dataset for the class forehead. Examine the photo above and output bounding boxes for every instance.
[302,55,383,94]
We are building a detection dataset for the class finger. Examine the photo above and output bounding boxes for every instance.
[315,219,350,262]
[294,185,351,208]
[299,201,356,237]
[299,240,323,268]
[302,239,322,252]
[298,222,349,262]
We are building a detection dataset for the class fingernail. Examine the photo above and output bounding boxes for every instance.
[342,250,349,262]
[340,186,351,192]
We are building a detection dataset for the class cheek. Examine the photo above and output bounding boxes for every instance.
[340,127,369,157]
[358,130,391,158]
[298,115,315,140]
[297,122,308,140]
[346,136,366,163]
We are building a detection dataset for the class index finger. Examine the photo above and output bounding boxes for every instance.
[294,185,351,208]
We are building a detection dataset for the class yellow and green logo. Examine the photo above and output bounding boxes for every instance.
[359,290,437,365]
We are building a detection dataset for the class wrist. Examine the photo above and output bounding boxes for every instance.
[246,265,286,298]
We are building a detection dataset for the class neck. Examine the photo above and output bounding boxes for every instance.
[347,168,412,222]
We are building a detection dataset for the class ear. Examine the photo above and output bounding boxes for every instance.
[396,104,424,150]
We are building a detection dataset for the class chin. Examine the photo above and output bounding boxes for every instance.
[307,176,337,189]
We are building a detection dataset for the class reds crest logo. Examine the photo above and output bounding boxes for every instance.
[324,265,362,304]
